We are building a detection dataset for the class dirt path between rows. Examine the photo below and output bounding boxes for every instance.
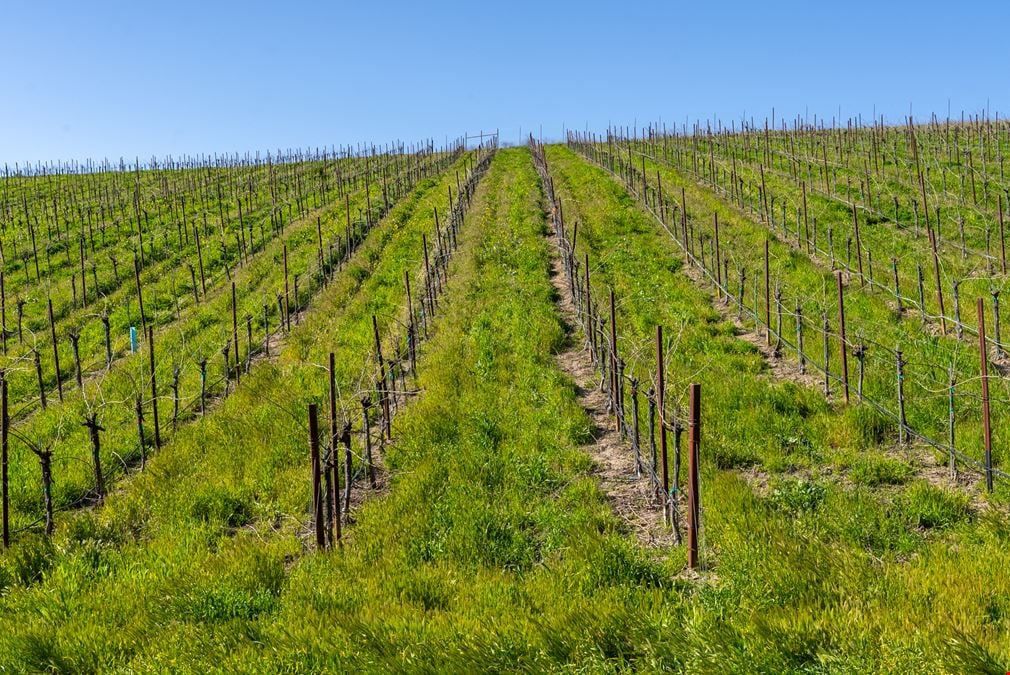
[544,220,674,550]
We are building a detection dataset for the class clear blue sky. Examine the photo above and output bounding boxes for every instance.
[1,0,1006,165]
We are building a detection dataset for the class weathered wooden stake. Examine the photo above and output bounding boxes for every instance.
[134,254,147,333]
[687,383,701,570]
[283,244,291,331]
[309,403,325,551]
[48,298,63,402]
[328,352,342,546]
[896,347,907,444]
[764,240,771,345]
[928,226,947,335]
[372,316,391,440]
[148,327,161,449]
[232,282,241,384]
[609,288,619,431]
[404,271,416,375]
[978,298,993,492]
[656,325,669,524]
[836,273,850,404]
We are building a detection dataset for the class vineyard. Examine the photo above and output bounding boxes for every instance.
[1,118,1009,671]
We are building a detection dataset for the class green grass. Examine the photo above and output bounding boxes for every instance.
[576,134,1010,488]
[849,453,914,486]
[0,145,481,670]
[1,148,462,532]
[2,143,1010,671]
[543,144,1010,670]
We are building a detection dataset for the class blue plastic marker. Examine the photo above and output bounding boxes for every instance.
[130,326,138,353]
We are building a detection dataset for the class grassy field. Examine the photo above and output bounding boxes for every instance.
[0,143,484,669]
[571,131,1010,483]
[1,130,1009,670]
[540,143,1010,670]
[1,144,462,532]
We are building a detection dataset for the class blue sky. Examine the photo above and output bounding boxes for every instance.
[1,0,1006,164]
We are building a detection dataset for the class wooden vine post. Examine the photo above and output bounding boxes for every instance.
[687,383,701,570]
[134,253,147,333]
[836,272,850,404]
[48,297,63,402]
[404,271,416,375]
[656,325,669,524]
[308,403,325,550]
[764,241,771,345]
[609,288,619,431]
[231,282,240,384]
[148,327,161,449]
[328,352,342,547]
[372,315,391,440]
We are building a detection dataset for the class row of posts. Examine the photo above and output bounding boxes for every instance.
[305,141,498,551]
[529,136,704,569]
[571,133,1001,492]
